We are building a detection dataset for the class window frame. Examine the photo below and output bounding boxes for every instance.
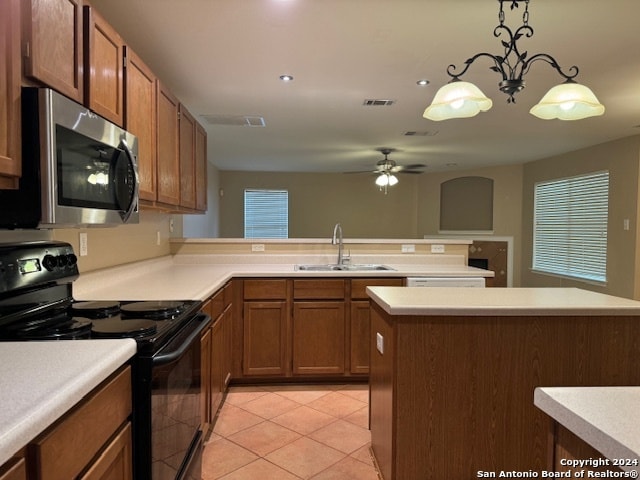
[243,189,289,239]
[532,170,609,284]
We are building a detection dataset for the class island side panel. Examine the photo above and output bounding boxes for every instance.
[369,303,396,480]
[369,304,640,480]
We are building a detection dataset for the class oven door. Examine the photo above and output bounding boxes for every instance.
[140,313,210,480]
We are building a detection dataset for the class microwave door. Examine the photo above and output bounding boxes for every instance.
[113,138,139,222]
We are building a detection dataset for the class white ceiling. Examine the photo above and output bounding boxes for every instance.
[90,0,640,174]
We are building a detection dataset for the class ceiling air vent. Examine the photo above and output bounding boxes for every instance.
[363,99,396,106]
[404,131,439,136]
[201,114,266,127]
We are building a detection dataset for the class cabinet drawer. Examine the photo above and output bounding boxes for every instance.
[32,366,132,480]
[244,279,287,300]
[351,278,404,299]
[294,279,345,300]
[209,288,225,319]
[0,457,26,480]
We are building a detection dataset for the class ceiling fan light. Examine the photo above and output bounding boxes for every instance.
[388,175,399,186]
[423,81,493,121]
[375,174,389,186]
[529,82,605,120]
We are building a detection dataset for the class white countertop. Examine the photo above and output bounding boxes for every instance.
[72,254,492,301]
[534,387,640,472]
[366,286,640,316]
[0,340,136,465]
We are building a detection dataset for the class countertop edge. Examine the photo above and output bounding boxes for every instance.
[534,387,640,472]
[0,339,137,466]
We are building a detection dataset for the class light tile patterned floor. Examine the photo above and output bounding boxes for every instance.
[202,384,381,480]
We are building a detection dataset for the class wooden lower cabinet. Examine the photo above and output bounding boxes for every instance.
[551,423,622,476]
[243,301,288,376]
[236,277,403,381]
[78,423,133,480]
[0,457,26,480]
[292,301,345,375]
[30,366,132,480]
[200,323,212,429]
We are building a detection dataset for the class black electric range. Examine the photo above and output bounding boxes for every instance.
[0,241,208,480]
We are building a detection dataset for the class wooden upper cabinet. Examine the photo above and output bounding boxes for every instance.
[124,47,157,202]
[0,0,21,188]
[156,81,180,206]
[84,5,124,126]
[195,123,207,211]
[179,104,196,209]
[22,0,84,102]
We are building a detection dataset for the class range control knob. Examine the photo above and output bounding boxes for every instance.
[42,254,57,271]
[67,253,78,266]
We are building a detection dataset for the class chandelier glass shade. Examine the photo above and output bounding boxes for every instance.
[423,0,604,122]
[375,172,398,194]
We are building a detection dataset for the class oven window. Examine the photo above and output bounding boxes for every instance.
[151,336,201,480]
[55,125,128,210]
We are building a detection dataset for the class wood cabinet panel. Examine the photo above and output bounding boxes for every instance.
[32,366,131,480]
[292,301,345,375]
[244,279,287,300]
[84,6,124,125]
[293,279,345,300]
[78,422,133,480]
[23,0,83,102]
[210,316,224,415]
[124,47,156,202]
[179,104,196,209]
[156,81,180,206]
[551,423,622,475]
[350,301,371,374]
[0,457,26,480]
[0,0,21,187]
[195,123,207,211]
[243,301,287,376]
[370,305,640,480]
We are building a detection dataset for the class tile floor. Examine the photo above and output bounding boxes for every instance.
[202,384,381,480]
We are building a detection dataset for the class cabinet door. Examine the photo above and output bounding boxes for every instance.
[195,123,208,212]
[0,0,21,188]
[179,104,196,209]
[293,301,345,375]
[84,5,124,126]
[0,457,26,480]
[124,47,157,202]
[23,0,83,102]
[350,301,371,374]
[78,423,133,480]
[156,81,180,206]
[243,301,287,376]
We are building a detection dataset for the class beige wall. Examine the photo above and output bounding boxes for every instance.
[521,135,640,299]
[416,164,523,285]
[218,171,420,238]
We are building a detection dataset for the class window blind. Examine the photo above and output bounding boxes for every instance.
[533,171,609,283]
[244,189,289,238]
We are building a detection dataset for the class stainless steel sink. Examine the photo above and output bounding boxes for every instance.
[295,264,395,271]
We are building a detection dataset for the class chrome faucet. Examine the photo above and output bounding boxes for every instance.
[332,222,344,265]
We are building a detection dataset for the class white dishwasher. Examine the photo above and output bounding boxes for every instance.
[406,277,486,287]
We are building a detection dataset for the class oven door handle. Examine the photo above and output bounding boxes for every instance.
[152,313,211,366]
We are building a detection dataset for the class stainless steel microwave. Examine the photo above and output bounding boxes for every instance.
[0,88,139,229]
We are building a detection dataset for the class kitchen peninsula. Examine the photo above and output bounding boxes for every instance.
[366,287,640,480]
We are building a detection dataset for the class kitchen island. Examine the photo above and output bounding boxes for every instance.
[366,287,640,480]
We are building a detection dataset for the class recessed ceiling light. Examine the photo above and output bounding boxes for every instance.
[416,79,430,86]
[279,74,294,82]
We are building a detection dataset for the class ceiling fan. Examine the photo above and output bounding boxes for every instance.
[345,148,425,193]
[346,148,426,175]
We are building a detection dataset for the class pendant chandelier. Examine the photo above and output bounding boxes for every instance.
[423,0,605,121]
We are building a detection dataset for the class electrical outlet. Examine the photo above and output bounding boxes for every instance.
[79,233,88,256]
[401,244,415,253]
[376,332,384,354]
[431,244,445,254]
[251,244,265,252]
